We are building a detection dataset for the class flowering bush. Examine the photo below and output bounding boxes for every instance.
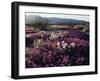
[25,29,89,68]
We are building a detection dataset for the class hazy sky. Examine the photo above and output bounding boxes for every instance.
[26,12,89,21]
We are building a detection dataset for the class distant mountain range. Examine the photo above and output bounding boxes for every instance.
[48,17,85,24]
[25,15,88,24]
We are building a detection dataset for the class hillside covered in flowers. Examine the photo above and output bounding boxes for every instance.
[25,14,89,68]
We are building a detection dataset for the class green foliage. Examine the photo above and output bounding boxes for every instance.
[32,16,48,30]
